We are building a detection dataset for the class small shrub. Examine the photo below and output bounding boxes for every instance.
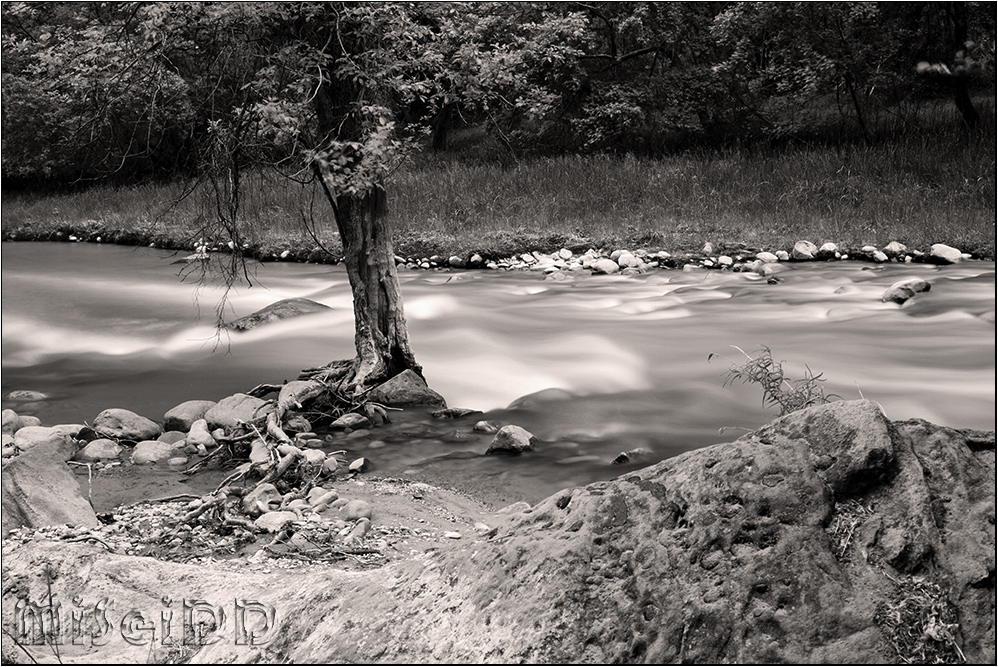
[709,346,840,415]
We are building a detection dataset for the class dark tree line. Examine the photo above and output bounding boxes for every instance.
[2,2,993,185]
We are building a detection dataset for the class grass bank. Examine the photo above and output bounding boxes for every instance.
[3,123,995,261]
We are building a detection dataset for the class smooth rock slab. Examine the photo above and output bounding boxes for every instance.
[93,408,161,441]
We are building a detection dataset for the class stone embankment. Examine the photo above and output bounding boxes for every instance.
[2,400,994,664]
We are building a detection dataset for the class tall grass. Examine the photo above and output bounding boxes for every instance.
[3,106,994,259]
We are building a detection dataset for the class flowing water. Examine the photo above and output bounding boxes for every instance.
[2,242,995,504]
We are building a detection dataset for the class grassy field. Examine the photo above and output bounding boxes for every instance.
[3,115,995,261]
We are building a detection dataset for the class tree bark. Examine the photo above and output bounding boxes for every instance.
[313,167,422,393]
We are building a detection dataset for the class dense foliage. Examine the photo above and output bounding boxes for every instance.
[2,1,994,185]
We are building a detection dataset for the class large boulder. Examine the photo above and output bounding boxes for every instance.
[366,370,446,408]
[204,393,270,431]
[227,298,330,331]
[93,409,161,442]
[163,400,217,432]
[1,439,99,536]
[2,401,992,664]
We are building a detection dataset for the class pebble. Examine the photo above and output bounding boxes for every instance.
[444,531,462,539]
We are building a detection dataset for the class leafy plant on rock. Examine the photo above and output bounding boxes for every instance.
[709,346,840,416]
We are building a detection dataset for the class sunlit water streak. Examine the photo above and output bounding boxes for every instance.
[2,242,994,501]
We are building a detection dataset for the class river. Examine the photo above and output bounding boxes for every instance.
[2,242,994,503]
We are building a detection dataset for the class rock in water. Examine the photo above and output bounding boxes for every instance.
[881,278,931,304]
[93,409,161,442]
[227,298,331,331]
[486,425,536,455]
[366,370,447,408]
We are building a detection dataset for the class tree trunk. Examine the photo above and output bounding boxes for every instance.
[313,168,422,393]
[949,2,981,130]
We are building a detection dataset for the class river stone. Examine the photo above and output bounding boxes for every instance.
[7,399,994,664]
[254,511,299,533]
[249,438,270,466]
[73,439,123,463]
[303,449,326,466]
[792,240,818,260]
[366,370,446,408]
[816,242,839,260]
[1,439,99,536]
[131,440,183,465]
[756,251,779,263]
[242,483,281,517]
[882,241,907,258]
[330,412,371,431]
[204,393,270,430]
[881,278,931,304]
[186,419,216,448]
[929,243,963,264]
[158,430,187,445]
[471,422,498,436]
[486,425,536,455]
[93,408,162,441]
[591,258,620,275]
[163,400,217,432]
[227,298,331,331]
[19,415,42,429]
[13,425,77,452]
[617,253,641,268]
[1,410,22,435]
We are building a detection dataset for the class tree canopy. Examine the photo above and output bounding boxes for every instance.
[3,1,993,185]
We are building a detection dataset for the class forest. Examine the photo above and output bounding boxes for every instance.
[2,2,994,183]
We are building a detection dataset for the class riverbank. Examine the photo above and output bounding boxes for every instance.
[3,131,995,262]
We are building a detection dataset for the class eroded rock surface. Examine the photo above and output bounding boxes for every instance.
[2,400,993,664]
